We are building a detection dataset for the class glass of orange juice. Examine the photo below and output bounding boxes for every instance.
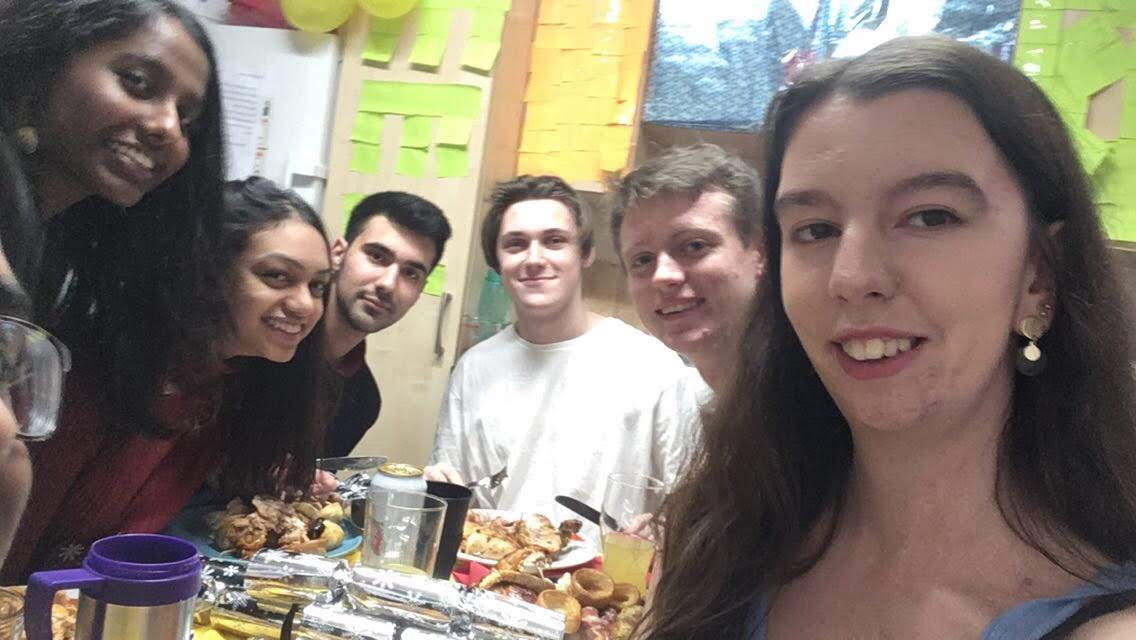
[600,473,666,593]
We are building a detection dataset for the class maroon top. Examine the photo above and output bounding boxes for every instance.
[1,366,225,584]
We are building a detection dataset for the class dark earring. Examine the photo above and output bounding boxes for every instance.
[1016,315,1046,377]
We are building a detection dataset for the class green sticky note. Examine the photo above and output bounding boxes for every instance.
[1023,0,1065,7]
[370,16,405,34]
[435,144,469,177]
[1068,119,1110,175]
[421,0,464,7]
[1019,10,1062,45]
[350,142,381,174]
[344,193,365,233]
[461,38,502,72]
[1015,45,1057,76]
[1122,73,1136,139]
[410,35,447,67]
[423,263,446,296]
[473,0,511,9]
[360,82,482,117]
[417,8,452,35]
[1065,0,1104,8]
[401,116,435,148]
[363,33,399,64]
[1034,76,1086,115]
[350,112,384,144]
[471,9,506,40]
[396,147,429,177]
[1059,39,1127,99]
[436,116,474,146]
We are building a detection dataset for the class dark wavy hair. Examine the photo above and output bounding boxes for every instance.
[0,130,39,316]
[481,175,592,272]
[217,177,333,496]
[0,1,229,438]
[345,191,452,270]
[643,36,1136,638]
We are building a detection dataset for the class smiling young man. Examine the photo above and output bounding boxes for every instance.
[321,192,452,457]
[610,144,763,392]
[425,175,704,532]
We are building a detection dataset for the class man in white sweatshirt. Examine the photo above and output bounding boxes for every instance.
[425,175,705,532]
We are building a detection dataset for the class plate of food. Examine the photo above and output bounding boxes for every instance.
[457,509,597,572]
[165,495,362,559]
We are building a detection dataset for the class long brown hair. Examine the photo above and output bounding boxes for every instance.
[642,36,1136,638]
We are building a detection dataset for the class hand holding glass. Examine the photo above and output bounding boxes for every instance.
[601,473,665,592]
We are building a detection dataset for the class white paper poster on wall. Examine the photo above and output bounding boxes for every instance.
[217,65,271,181]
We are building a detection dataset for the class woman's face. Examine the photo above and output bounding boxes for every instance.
[33,15,210,208]
[776,89,1048,433]
[225,218,332,363]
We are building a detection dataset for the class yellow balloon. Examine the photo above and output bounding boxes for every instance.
[281,0,356,33]
[358,0,419,19]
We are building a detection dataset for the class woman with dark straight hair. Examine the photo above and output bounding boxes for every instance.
[642,36,1136,639]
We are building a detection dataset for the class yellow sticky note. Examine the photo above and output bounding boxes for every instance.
[517,152,548,175]
[351,112,384,144]
[538,1,566,24]
[624,26,651,54]
[363,33,399,64]
[612,100,637,125]
[396,147,429,177]
[584,98,614,125]
[533,25,563,49]
[588,72,619,97]
[619,54,644,102]
[565,2,593,26]
[423,263,447,296]
[350,142,381,174]
[462,38,502,72]
[401,116,434,148]
[563,50,594,80]
[600,146,628,172]
[417,8,453,35]
[596,0,625,24]
[622,0,654,27]
[437,116,474,146]
[519,128,553,153]
[344,192,366,232]
[562,26,593,50]
[525,102,558,130]
[410,35,447,67]
[471,9,506,40]
[592,25,625,55]
[435,145,469,177]
[525,75,557,102]
[576,124,602,150]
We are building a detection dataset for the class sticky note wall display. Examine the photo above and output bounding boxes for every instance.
[1013,6,1136,241]
[517,0,655,184]
[362,0,509,72]
[349,82,483,178]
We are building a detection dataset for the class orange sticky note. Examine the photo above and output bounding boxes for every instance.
[525,102,558,130]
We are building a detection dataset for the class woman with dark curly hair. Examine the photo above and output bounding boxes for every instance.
[643,36,1136,639]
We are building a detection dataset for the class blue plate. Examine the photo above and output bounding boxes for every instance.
[164,504,362,559]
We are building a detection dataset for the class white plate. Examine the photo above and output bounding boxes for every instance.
[457,509,598,571]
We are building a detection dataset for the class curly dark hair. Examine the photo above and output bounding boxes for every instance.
[644,36,1136,638]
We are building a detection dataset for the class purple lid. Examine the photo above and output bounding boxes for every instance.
[83,534,202,606]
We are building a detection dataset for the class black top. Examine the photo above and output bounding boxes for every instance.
[324,362,381,457]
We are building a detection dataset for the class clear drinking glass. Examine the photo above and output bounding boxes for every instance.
[600,473,666,593]
[362,491,447,576]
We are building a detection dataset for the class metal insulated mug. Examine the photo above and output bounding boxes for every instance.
[24,534,202,640]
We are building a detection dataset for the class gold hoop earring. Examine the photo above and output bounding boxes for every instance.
[1016,315,1047,377]
[14,126,37,154]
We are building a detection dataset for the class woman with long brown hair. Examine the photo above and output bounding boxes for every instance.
[643,36,1136,638]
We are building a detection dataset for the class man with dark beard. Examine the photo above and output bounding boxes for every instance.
[322,192,451,456]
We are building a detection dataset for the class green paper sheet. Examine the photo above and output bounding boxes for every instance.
[410,35,447,67]
[396,147,429,177]
[370,16,405,35]
[462,38,501,72]
[344,193,365,233]
[417,8,453,35]
[350,142,381,174]
[360,82,482,117]
[363,33,399,64]
[1019,10,1062,45]
[423,263,447,296]
[1015,45,1057,76]
[435,145,469,177]
[436,116,474,146]
[471,9,507,40]
[350,112,385,144]
[401,116,435,148]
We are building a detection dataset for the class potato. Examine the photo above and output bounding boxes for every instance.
[319,520,345,548]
